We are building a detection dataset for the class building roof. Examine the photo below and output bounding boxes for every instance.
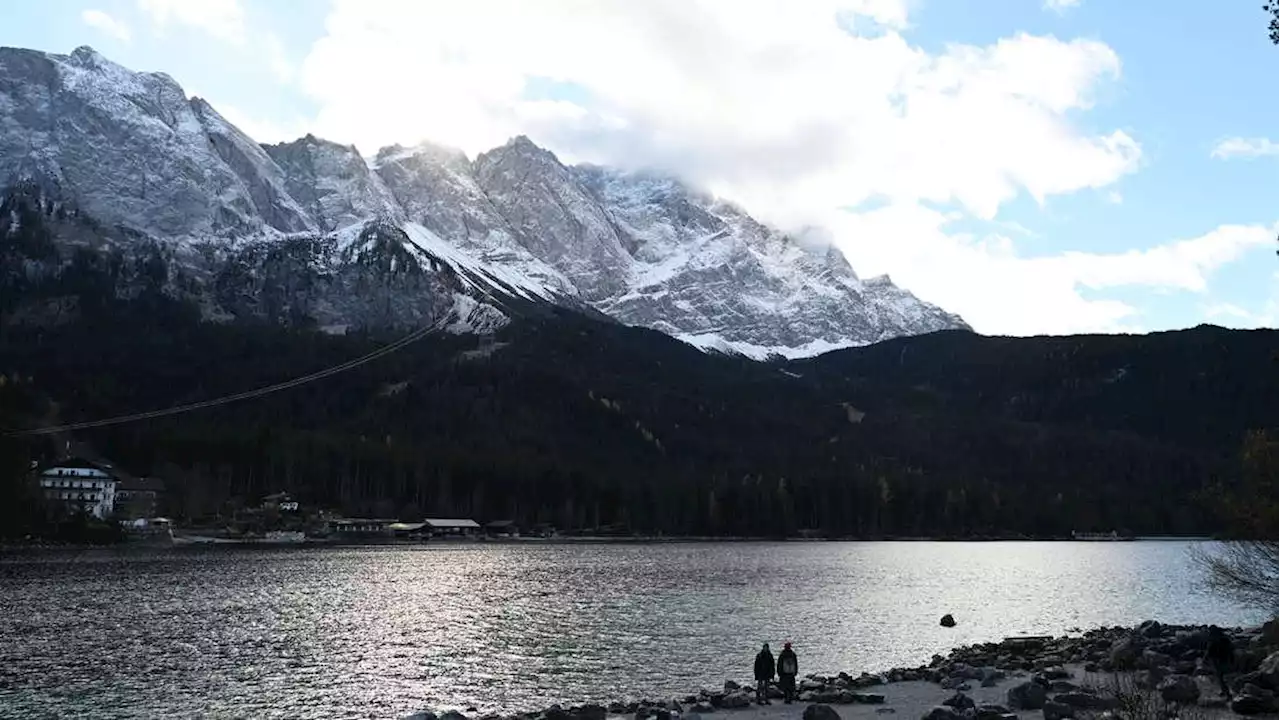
[422,518,481,529]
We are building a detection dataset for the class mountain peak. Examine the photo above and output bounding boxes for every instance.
[0,44,970,357]
[69,45,106,66]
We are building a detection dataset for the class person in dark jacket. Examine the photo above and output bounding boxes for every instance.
[753,643,776,705]
[1204,625,1236,697]
[776,642,799,704]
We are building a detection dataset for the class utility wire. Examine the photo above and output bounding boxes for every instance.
[4,322,441,437]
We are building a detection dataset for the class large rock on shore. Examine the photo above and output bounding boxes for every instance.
[573,704,606,720]
[1007,681,1048,710]
[1108,635,1144,669]
[921,706,964,720]
[802,704,840,720]
[1258,651,1280,690]
[1042,700,1075,720]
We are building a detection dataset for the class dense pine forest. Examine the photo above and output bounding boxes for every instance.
[1,190,1276,539]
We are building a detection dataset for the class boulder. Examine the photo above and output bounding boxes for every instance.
[1108,635,1144,669]
[543,706,570,720]
[1138,620,1164,638]
[1041,700,1074,720]
[1007,681,1048,710]
[720,693,750,710]
[723,681,740,692]
[1260,650,1280,690]
[1040,666,1071,681]
[941,693,975,711]
[1053,692,1118,711]
[1138,649,1172,670]
[939,677,967,691]
[442,712,468,720]
[855,673,887,687]
[802,704,840,720]
[941,614,957,628]
[1262,618,1278,646]
[1136,668,1166,690]
[1231,688,1279,716]
[407,713,438,720]
[921,706,963,720]
[691,703,714,714]
[575,706,606,720]
[1157,674,1200,704]
[855,693,886,705]
[875,709,896,715]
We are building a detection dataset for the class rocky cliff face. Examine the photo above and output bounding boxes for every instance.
[0,45,969,357]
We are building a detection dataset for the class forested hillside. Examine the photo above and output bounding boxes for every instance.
[2,185,1276,538]
[1,272,1274,538]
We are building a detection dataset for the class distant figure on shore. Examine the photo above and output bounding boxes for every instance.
[753,643,776,705]
[777,641,799,704]
[1204,625,1236,697]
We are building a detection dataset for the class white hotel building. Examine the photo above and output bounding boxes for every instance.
[38,462,118,519]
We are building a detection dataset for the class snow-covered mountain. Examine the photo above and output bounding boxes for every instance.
[0,45,968,358]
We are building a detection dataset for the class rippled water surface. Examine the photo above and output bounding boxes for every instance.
[0,541,1260,719]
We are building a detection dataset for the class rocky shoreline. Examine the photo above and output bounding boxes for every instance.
[408,620,1279,720]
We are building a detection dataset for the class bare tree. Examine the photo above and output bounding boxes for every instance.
[1268,0,1279,45]
[1192,430,1279,614]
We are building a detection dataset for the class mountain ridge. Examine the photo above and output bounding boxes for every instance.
[0,44,968,358]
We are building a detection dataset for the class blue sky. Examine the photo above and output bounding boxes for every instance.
[1,0,1277,335]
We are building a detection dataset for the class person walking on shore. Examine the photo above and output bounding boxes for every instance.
[1204,625,1236,697]
[777,641,798,704]
[753,643,775,705]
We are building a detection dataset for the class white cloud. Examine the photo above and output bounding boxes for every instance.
[1106,190,1123,204]
[216,104,309,145]
[81,9,132,43]
[1204,301,1277,328]
[1210,136,1280,160]
[137,0,246,44]
[263,33,294,84]
[830,207,1275,335]
[278,0,1278,336]
[1043,0,1082,14]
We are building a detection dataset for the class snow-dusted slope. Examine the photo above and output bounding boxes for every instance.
[570,165,967,356]
[263,135,404,232]
[373,142,577,300]
[474,137,634,302]
[0,46,276,238]
[0,44,970,358]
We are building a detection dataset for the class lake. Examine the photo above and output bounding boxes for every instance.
[0,541,1262,719]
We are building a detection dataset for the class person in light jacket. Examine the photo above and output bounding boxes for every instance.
[753,643,776,705]
[776,642,799,704]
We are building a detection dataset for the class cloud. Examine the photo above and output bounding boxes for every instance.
[279,0,1276,336]
[829,206,1274,335]
[263,33,294,84]
[1210,136,1279,160]
[81,9,132,43]
[300,0,1139,224]
[136,0,246,44]
[1043,0,1082,14]
[1204,301,1277,328]
[216,104,310,145]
